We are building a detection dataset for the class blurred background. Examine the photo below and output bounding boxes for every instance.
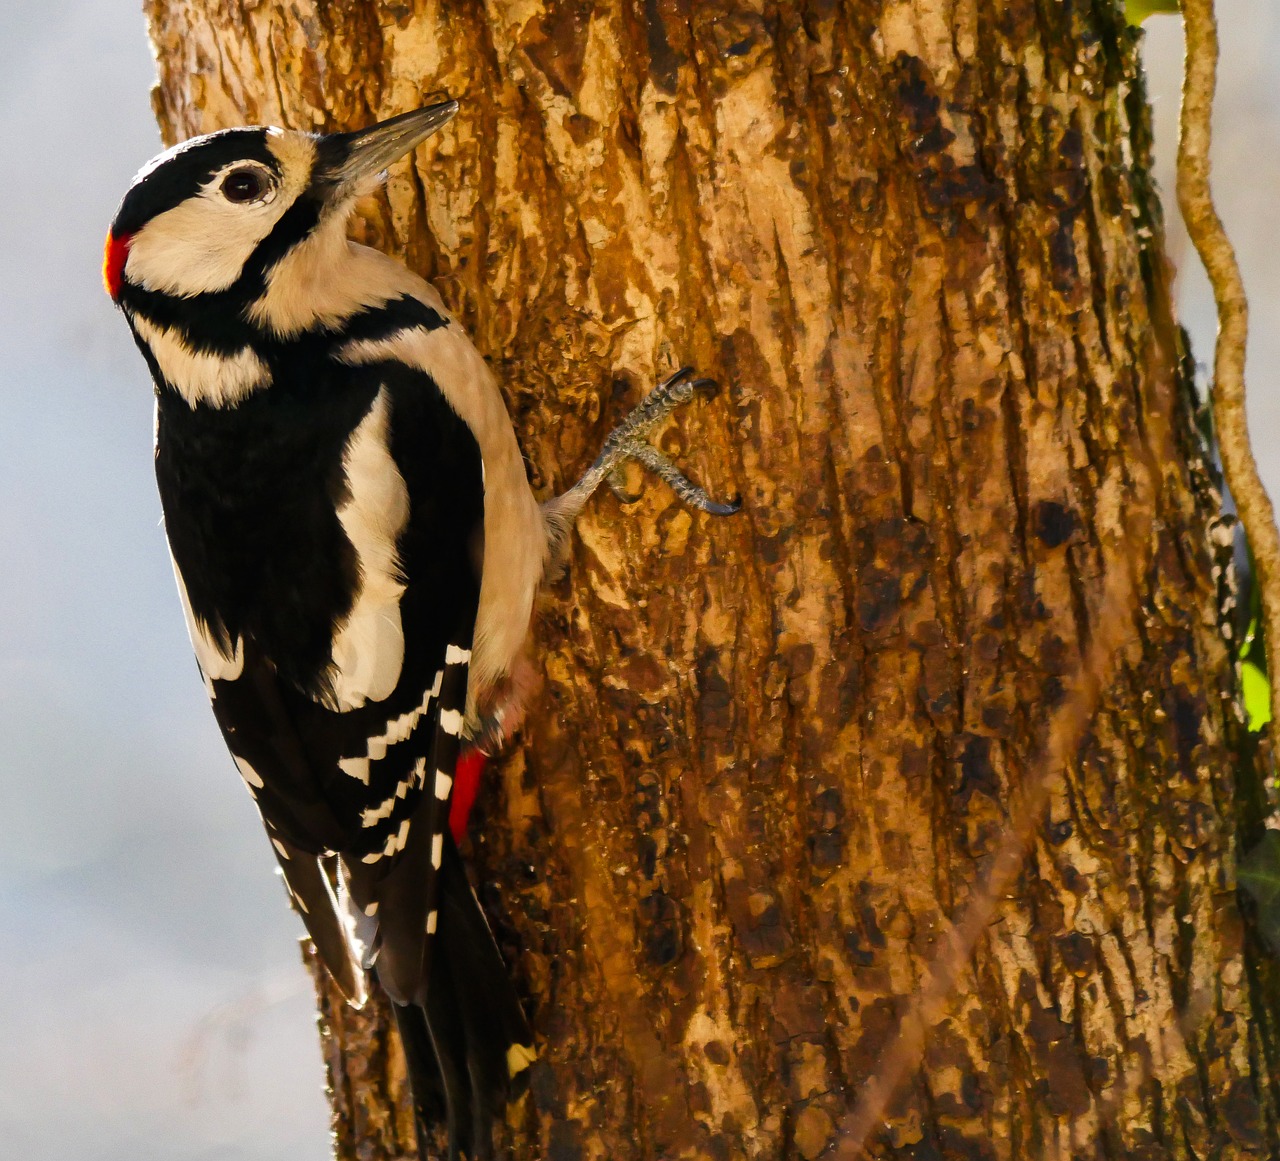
[0,4,1275,1159]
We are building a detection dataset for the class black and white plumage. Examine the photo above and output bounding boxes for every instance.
[105,100,735,1159]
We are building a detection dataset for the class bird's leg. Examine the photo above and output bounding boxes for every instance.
[543,367,741,552]
[459,370,739,762]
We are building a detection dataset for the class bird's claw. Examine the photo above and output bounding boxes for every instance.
[593,367,740,515]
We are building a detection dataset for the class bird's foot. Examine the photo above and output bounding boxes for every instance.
[555,367,741,520]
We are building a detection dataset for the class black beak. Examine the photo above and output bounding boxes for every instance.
[318,100,459,198]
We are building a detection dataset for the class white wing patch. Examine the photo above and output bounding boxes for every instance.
[171,555,244,681]
[132,314,270,408]
[336,320,546,714]
[327,388,410,711]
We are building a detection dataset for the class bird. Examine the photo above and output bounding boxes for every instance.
[103,98,737,1159]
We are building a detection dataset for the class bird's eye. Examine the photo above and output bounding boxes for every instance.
[221,167,270,204]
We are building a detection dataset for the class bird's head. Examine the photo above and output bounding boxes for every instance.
[103,101,458,304]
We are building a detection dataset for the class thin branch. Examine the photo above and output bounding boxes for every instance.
[1177,0,1280,727]
[840,558,1139,1154]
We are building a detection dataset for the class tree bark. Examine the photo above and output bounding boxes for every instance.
[143,2,1280,1158]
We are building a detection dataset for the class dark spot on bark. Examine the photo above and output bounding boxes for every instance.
[614,651,670,700]
[856,883,887,948]
[636,833,658,879]
[853,175,880,214]
[1049,211,1080,291]
[960,1070,988,1114]
[638,890,683,967]
[1169,689,1202,778]
[724,877,793,965]
[919,643,957,721]
[704,1039,730,1065]
[529,1059,565,1117]
[1060,862,1087,895]
[548,1118,586,1161]
[701,10,771,78]
[747,754,783,787]
[858,568,902,633]
[811,786,844,830]
[697,648,734,738]
[809,831,844,870]
[982,703,1011,733]
[1042,1043,1092,1116]
[788,643,816,678]
[1056,932,1095,976]
[1039,634,1072,674]
[525,1,593,99]
[704,1133,732,1161]
[846,996,903,1073]
[919,162,1002,217]
[953,734,998,806]
[844,930,876,966]
[891,53,953,156]
[1221,1078,1266,1147]
[774,983,826,1039]
[1033,500,1077,548]
[643,0,687,94]
[758,529,790,565]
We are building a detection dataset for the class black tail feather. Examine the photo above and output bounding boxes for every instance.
[389,834,533,1160]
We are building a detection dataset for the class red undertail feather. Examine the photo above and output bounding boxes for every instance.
[450,749,486,843]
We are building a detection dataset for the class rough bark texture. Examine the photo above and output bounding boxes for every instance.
[144,2,1280,1158]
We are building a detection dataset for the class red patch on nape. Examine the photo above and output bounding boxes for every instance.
[449,748,487,843]
[102,230,134,300]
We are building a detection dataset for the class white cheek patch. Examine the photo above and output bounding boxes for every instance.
[171,555,244,681]
[132,314,270,408]
[127,188,287,298]
[326,388,410,710]
[126,130,316,299]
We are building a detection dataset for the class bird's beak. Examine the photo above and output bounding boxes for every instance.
[319,99,459,199]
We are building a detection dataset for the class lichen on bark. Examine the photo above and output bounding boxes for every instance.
[145,1,1280,1157]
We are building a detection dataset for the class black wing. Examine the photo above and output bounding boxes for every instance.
[157,355,485,1005]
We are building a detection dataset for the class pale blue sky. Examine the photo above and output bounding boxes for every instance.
[0,4,1275,1159]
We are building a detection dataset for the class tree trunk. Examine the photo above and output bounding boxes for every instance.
[143,2,1280,1158]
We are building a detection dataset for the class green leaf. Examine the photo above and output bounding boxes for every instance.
[1239,833,1280,954]
[1241,615,1260,661]
[1125,0,1180,25]
[1242,660,1273,732]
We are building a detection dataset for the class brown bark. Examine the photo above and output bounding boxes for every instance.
[143,2,1280,1158]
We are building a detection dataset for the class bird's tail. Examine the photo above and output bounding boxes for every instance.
[392,835,534,1161]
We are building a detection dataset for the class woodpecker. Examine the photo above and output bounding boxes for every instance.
[104,100,736,1159]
